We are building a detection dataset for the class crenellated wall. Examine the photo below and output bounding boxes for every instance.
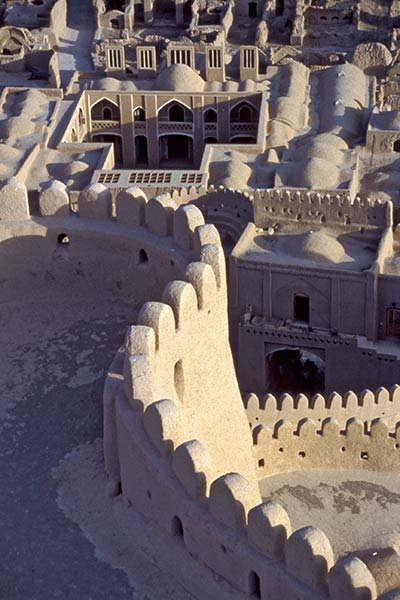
[253,188,392,230]
[253,415,400,478]
[245,385,400,431]
[103,195,400,598]
[2,175,399,598]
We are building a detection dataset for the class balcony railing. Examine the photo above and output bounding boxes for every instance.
[229,122,258,133]
[158,121,193,132]
[91,120,121,131]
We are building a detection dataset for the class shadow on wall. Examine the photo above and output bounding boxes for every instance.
[266,348,325,396]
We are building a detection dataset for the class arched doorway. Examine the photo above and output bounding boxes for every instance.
[204,108,217,123]
[266,348,325,396]
[159,135,193,164]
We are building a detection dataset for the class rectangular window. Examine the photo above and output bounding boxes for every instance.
[294,295,309,323]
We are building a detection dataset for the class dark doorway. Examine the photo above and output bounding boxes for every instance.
[294,294,309,323]
[106,0,124,9]
[135,135,148,165]
[266,348,325,396]
[154,0,175,14]
[221,232,236,255]
[134,2,144,21]
[386,307,400,337]
[249,571,261,598]
[110,18,120,28]
[394,140,400,152]
[94,134,123,167]
[159,135,193,164]
[248,2,257,17]
[276,0,284,15]
[171,516,184,538]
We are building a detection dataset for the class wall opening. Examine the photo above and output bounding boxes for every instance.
[134,107,146,121]
[134,2,144,21]
[169,103,185,122]
[171,515,184,538]
[249,571,261,598]
[154,0,175,14]
[266,348,325,396]
[386,307,400,337]
[221,232,236,256]
[57,233,69,245]
[137,248,149,265]
[103,107,112,120]
[394,140,400,152]
[230,101,257,123]
[106,0,125,9]
[204,108,217,123]
[276,0,284,15]
[174,359,184,402]
[135,135,148,165]
[159,135,193,164]
[294,294,309,323]
[93,134,123,167]
[248,2,257,17]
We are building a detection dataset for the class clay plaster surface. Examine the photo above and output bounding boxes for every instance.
[260,469,400,559]
[237,225,379,271]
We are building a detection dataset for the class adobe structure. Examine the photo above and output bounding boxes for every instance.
[4,0,400,598]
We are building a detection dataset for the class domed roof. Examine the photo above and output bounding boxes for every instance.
[155,64,205,92]
[290,157,339,188]
[292,141,343,164]
[212,158,252,189]
[284,230,345,264]
[273,97,305,130]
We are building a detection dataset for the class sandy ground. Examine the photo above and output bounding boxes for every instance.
[0,293,244,600]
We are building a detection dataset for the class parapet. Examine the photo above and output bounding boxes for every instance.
[253,416,400,477]
[253,189,392,230]
[245,385,400,431]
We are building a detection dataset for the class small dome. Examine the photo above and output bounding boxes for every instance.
[292,141,343,164]
[214,158,252,189]
[284,231,345,264]
[155,64,205,92]
[290,157,339,188]
[92,77,125,91]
